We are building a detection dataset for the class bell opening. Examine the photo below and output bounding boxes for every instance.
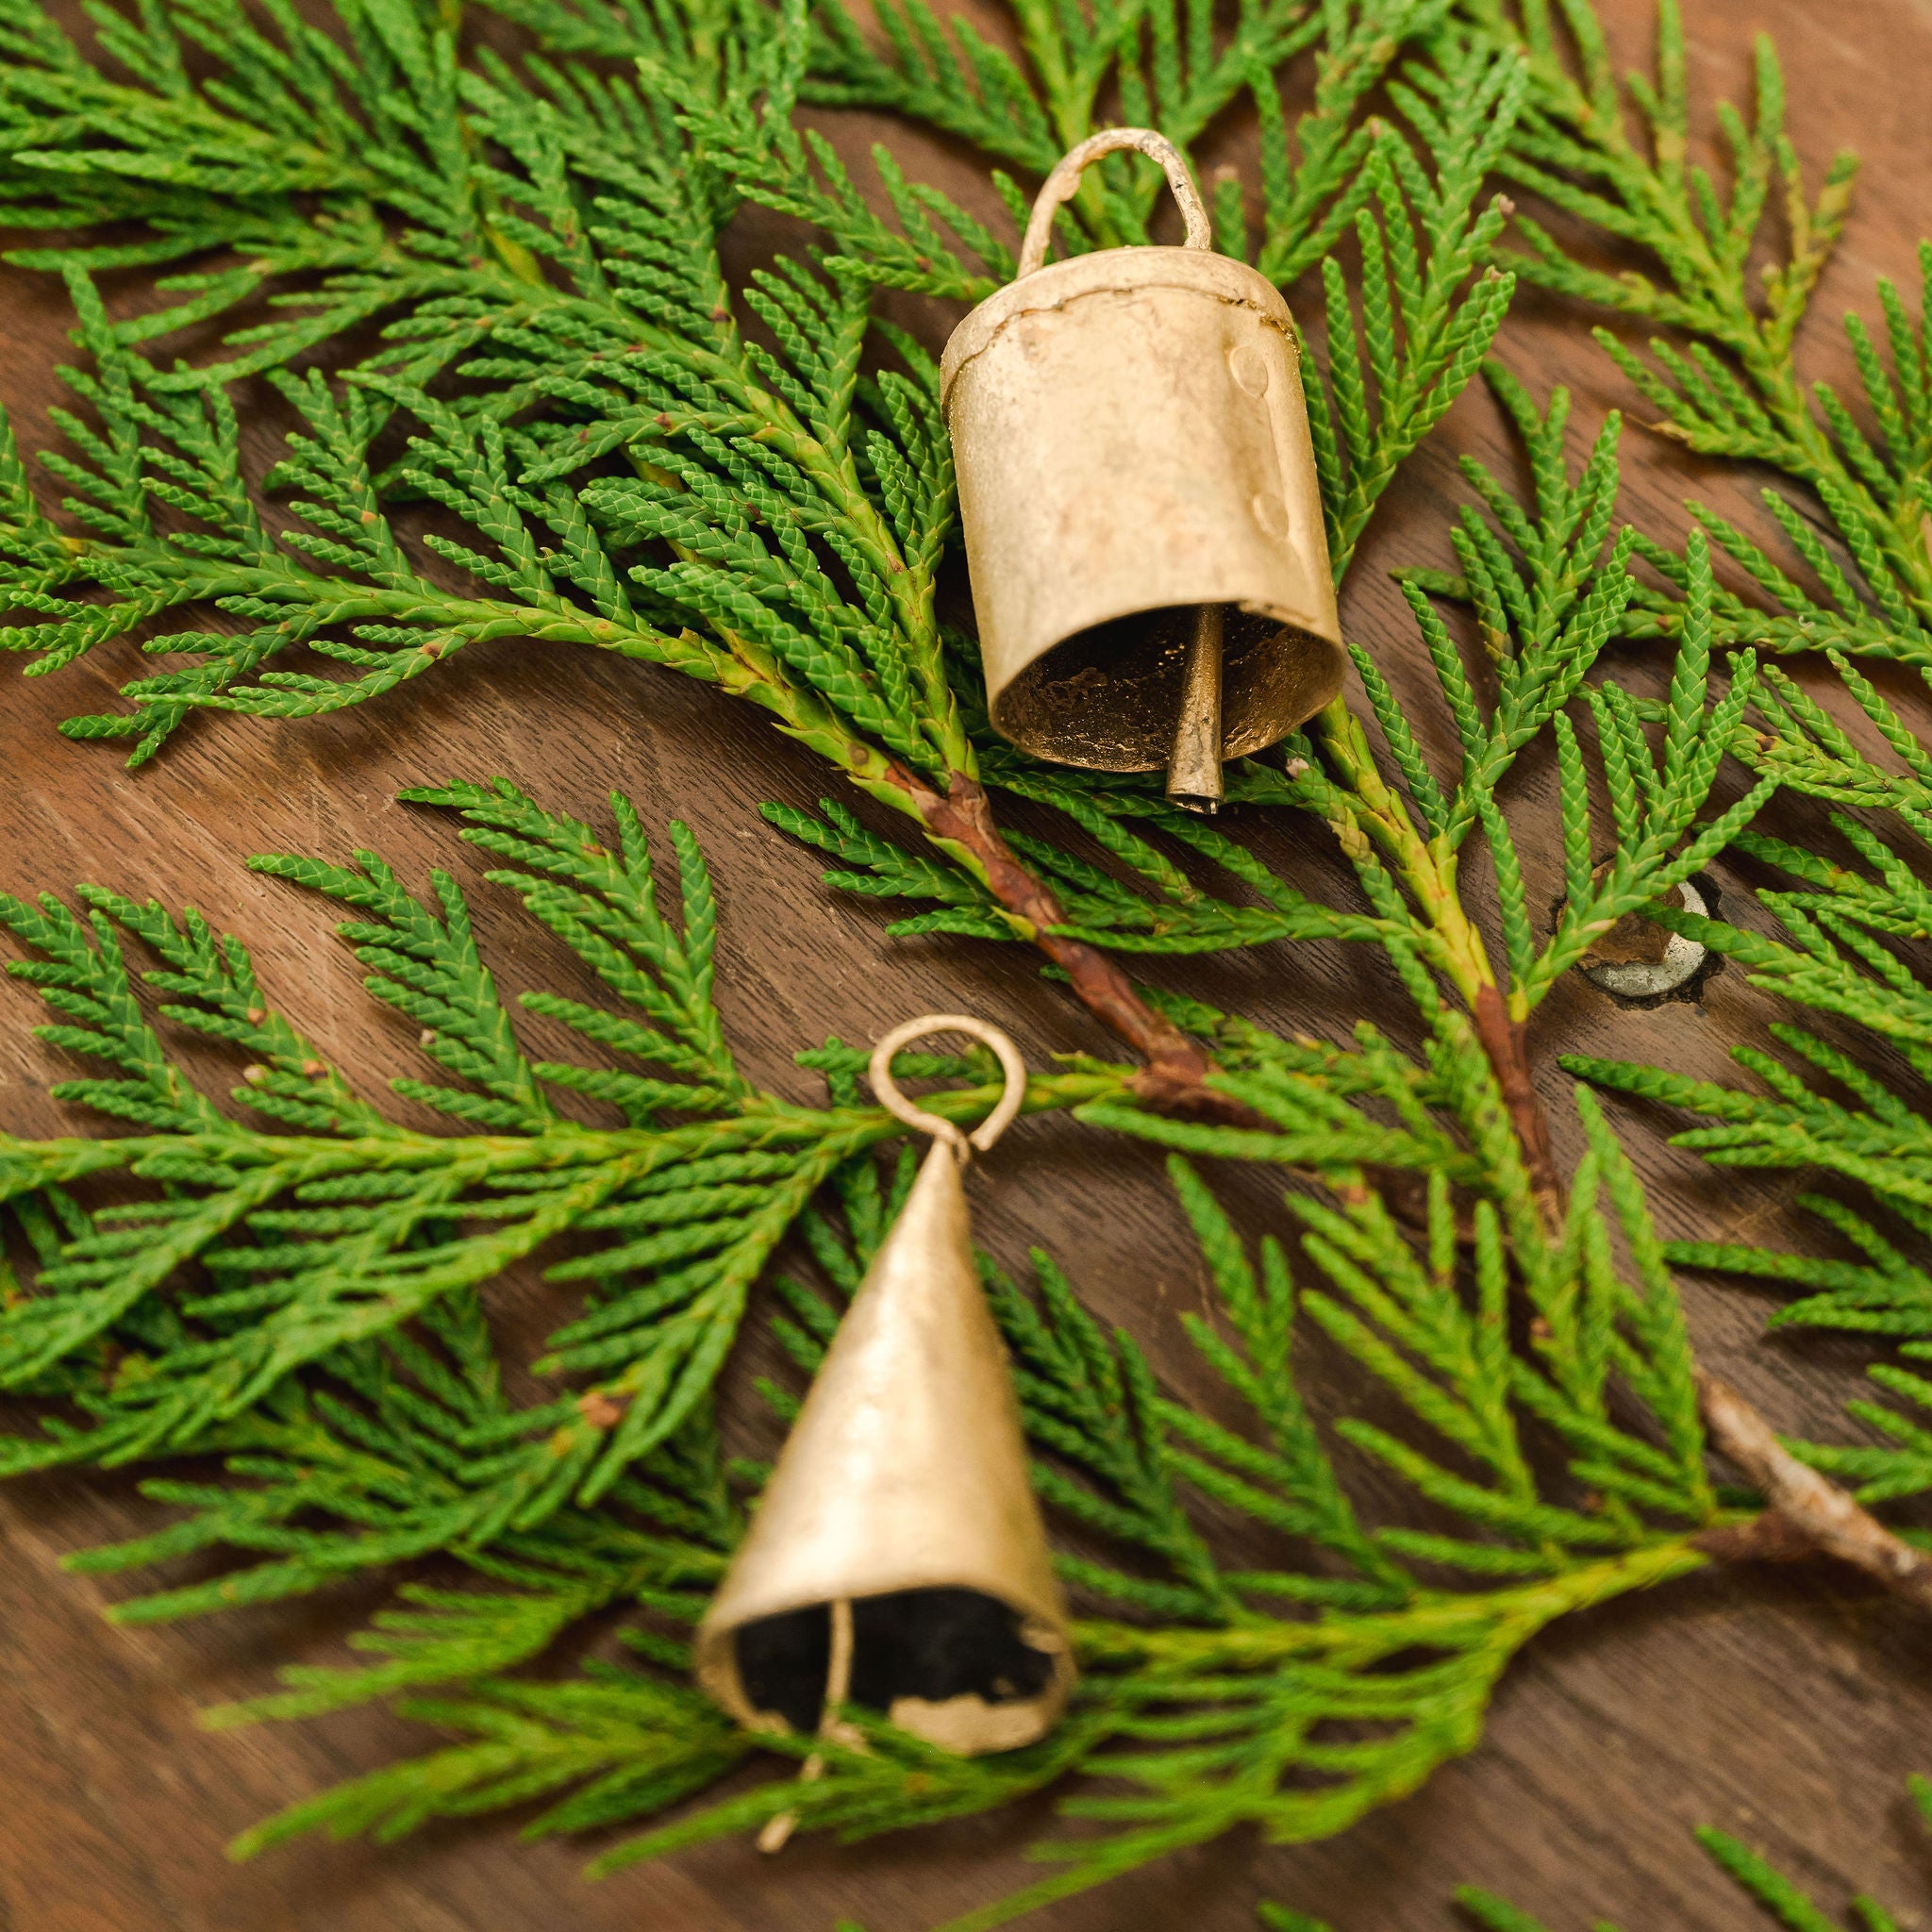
[991,602,1318,771]
[731,1587,1059,1737]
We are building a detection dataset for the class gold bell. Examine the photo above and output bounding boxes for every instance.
[941,127,1344,812]
[694,1016,1074,1759]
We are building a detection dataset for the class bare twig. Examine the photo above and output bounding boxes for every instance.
[1692,1370,1932,1609]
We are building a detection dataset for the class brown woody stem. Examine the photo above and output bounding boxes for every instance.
[895,767,1261,1122]
[1691,1371,1932,1608]
[1470,984,1566,1236]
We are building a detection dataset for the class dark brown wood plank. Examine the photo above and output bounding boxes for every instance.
[5,2,1932,1927]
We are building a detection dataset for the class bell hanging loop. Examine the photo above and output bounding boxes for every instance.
[1016,125,1215,276]
[693,1015,1074,1761]
[941,127,1343,812]
[867,1010,1030,1162]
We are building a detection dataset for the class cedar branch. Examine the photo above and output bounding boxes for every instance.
[912,740,1932,1622]
[1465,999,1932,1615]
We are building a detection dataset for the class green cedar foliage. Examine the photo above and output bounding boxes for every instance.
[0,0,1679,1122]
[1457,1,1932,679]
[1564,664,1932,1537]
[0,783,1129,1724]
[0,0,1517,786]
[83,923,1727,1927]
[0,0,1923,1924]
[1,792,1734,1926]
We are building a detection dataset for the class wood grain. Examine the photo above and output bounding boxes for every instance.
[5,3,1932,1927]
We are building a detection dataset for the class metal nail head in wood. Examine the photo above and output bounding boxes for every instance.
[941,128,1343,809]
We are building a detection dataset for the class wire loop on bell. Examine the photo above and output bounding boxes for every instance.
[1017,126,1211,278]
[868,1014,1028,1160]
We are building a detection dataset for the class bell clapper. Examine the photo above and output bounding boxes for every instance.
[758,1595,859,1856]
[1166,602,1226,814]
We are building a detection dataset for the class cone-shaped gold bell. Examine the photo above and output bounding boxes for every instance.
[694,1018,1074,1757]
[941,127,1343,813]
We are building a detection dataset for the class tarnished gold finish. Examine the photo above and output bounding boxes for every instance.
[693,1016,1074,1758]
[941,127,1343,777]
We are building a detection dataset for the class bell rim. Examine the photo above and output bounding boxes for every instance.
[693,1587,1078,1754]
[695,1567,1072,1654]
[987,605,1346,771]
[940,245,1295,409]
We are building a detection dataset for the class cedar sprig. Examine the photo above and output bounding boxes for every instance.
[0,0,1571,1123]
[0,781,1118,1474]
[1,250,968,783]
[0,787,1125,1746]
[0,798,1762,1929]
[1564,675,1932,1540]
[1306,32,1524,573]
[1466,0,1858,449]
[206,1069,1730,1930]
[1455,1,1932,681]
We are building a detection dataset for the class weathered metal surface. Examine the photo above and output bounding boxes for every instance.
[694,1018,1074,1757]
[941,129,1343,772]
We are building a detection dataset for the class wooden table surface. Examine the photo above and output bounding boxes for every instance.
[5,3,1932,1928]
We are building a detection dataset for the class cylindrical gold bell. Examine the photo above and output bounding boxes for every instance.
[694,1019,1074,1758]
[941,129,1344,779]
